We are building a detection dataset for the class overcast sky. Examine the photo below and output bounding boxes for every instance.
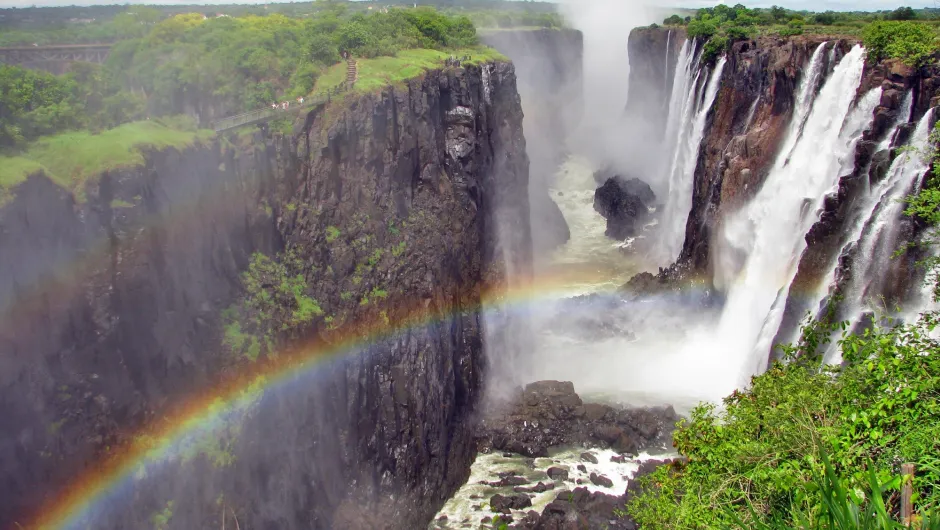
[0,0,934,12]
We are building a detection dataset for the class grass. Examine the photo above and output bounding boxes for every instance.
[309,46,507,140]
[310,46,508,99]
[0,119,214,204]
[0,156,45,206]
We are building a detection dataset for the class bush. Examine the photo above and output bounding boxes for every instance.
[814,11,837,25]
[779,19,805,36]
[688,15,720,39]
[888,6,918,21]
[863,20,939,66]
[627,315,940,528]
[725,26,750,41]
[700,34,729,64]
[663,14,685,26]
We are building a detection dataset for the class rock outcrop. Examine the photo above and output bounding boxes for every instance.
[0,62,530,530]
[476,381,677,458]
[593,175,656,240]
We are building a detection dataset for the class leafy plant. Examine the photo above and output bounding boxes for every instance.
[863,21,939,67]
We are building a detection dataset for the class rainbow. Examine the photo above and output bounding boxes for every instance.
[20,278,618,530]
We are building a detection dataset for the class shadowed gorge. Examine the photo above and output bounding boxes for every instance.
[3,2,940,529]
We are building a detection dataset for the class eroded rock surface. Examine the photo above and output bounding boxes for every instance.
[477,381,677,458]
[593,175,656,240]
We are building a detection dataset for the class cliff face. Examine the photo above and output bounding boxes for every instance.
[677,36,851,275]
[624,27,686,143]
[0,61,530,529]
[480,29,582,254]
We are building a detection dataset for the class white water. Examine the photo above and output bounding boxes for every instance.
[432,449,669,529]
[655,55,727,265]
[707,45,866,387]
[825,108,935,361]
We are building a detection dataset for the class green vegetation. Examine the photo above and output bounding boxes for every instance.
[222,248,323,362]
[312,46,505,98]
[628,315,940,528]
[863,21,940,66]
[664,4,940,62]
[0,2,506,206]
[150,500,174,530]
[0,119,212,202]
[628,117,940,529]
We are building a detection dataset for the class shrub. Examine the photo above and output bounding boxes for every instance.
[688,15,720,39]
[888,6,918,21]
[814,11,837,26]
[627,315,940,527]
[663,14,685,26]
[725,26,750,41]
[700,34,729,64]
[863,21,939,67]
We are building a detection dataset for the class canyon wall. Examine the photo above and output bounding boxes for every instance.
[624,28,940,361]
[0,61,530,529]
[480,28,582,253]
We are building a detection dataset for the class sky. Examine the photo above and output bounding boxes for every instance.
[0,0,935,12]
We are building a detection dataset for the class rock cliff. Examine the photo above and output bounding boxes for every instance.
[0,61,530,529]
[480,28,582,254]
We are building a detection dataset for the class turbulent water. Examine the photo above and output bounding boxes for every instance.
[439,33,940,527]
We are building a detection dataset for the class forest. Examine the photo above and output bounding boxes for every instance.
[0,2,489,150]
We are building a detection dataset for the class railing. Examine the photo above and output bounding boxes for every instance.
[211,80,350,133]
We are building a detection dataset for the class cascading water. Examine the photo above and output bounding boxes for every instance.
[656,54,727,265]
[822,108,936,361]
[706,44,867,388]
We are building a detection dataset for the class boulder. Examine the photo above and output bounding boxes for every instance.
[547,467,569,481]
[580,452,599,464]
[490,493,532,513]
[590,472,614,488]
[477,381,678,458]
[593,175,656,240]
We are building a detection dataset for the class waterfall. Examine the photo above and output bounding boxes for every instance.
[823,108,936,361]
[663,30,673,100]
[756,86,882,356]
[703,45,866,391]
[656,52,727,264]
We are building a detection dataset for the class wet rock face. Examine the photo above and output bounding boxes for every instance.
[672,37,854,277]
[0,63,530,530]
[593,176,657,240]
[531,189,571,253]
[477,381,677,458]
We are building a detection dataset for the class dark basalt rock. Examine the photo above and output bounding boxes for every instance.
[490,493,533,514]
[547,467,569,481]
[532,188,571,253]
[477,381,677,458]
[590,472,614,488]
[593,175,656,240]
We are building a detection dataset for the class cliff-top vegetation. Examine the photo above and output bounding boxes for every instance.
[0,1,511,203]
[661,4,940,66]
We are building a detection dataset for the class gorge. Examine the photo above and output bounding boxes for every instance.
[1,4,939,530]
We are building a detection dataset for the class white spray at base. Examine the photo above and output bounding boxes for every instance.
[703,45,866,391]
[655,52,727,266]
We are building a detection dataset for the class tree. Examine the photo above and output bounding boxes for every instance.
[769,5,787,22]
[814,10,837,25]
[888,6,917,20]
[663,14,685,26]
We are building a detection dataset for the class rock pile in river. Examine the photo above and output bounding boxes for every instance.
[477,381,677,457]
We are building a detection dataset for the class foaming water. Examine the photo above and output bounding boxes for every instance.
[433,449,669,529]
[543,156,645,294]
[706,45,866,391]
